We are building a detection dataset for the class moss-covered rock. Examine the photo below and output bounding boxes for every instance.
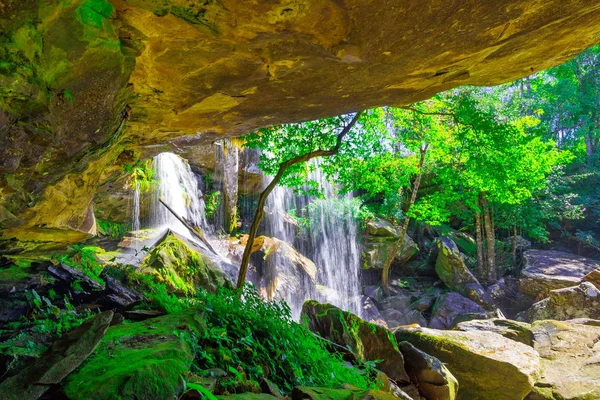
[64,308,205,400]
[393,326,541,400]
[0,311,114,400]
[433,238,479,294]
[301,300,410,384]
[139,230,231,294]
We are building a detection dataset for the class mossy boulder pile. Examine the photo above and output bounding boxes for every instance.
[139,230,231,294]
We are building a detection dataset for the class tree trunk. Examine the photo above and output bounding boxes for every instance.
[475,210,485,278]
[481,196,496,282]
[236,112,363,289]
[511,224,517,267]
[381,144,428,295]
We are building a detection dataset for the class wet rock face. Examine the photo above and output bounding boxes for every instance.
[2,1,600,249]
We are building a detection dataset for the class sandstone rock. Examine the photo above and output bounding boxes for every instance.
[139,230,231,294]
[433,238,493,309]
[564,317,600,327]
[454,319,534,346]
[583,267,600,290]
[361,235,419,270]
[0,311,114,400]
[366,218,400,237]
[301,300,410,384]
[394,326,541,400]
[64,308,204,400]
[3,0,600,252]
[409,294,436,313]
[429,292,486,330]
[518,282,600,322]
[529,320,600,399]
[124,309,166,321]
[520,250,600,297]
[398,341,458,400]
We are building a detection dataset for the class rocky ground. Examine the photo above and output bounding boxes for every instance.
[0,217,599,399]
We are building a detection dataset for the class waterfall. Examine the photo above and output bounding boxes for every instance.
[305,164,362,316]
[132,181,141,232]
[150,152,209,240]
[263,159,363,318]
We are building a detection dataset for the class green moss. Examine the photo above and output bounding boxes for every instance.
[0,265,31,281]
[76,0,114,30]
[64,309,204,400]
[139,232,230,294]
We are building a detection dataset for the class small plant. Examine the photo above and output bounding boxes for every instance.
[97,219,129,239]
[123,159,157,192]
[57,245,106,285]
[205,191,221,218]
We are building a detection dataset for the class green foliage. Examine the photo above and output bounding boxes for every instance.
[97,219,128,239]
[191,286,375,394]
[0,290,94,373]
[57,245,106,285]
[123,159,156,192]
[205,190,222,218]
[133,279,375,395]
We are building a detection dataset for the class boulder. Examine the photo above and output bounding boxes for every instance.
[398,341,458,400]
[139,230,231,294]
[583,267,600,290]
[364,285,385,303]
[47,263,105,293]
[448,232,478,257]
[361,296,388,328]
[529,320,600,399]
[394,326,541,400]
[484,276,532,318]
[520,250,600,297]
[365,218,400,237]
[505,236,532,251]
[0,311,114,400]
[99,267,144,309]
[361,235,419,271]
[379,293,412,312]
[454,319,534,346]
[429,292,486,330]
[433,238,493,309]
[565,318,600,327]
[301,300,410,384]
[381,309,428,329]
[64,308,204,400]
[518,282,600,322]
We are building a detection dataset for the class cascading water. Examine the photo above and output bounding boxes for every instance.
[150,152,210,240]
[262,159,363,318]
[305,165,363,316]
[131,181,141,232]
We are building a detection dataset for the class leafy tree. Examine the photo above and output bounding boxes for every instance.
[235,111,369,289]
